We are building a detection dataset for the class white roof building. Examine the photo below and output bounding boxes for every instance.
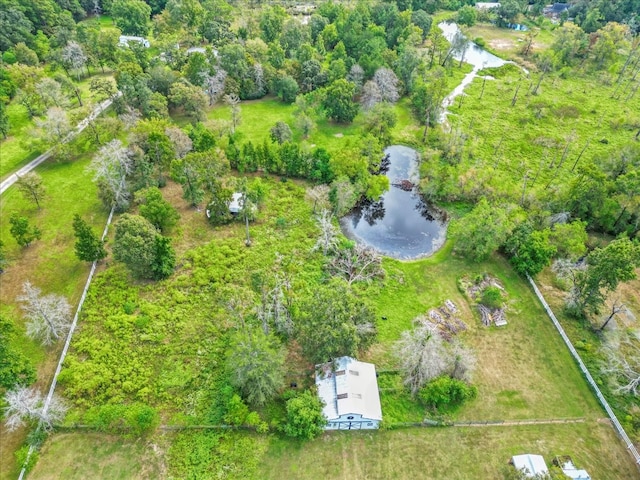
[559,459,591,480]
[118,36,150,48]
[511,455,549,478]
[476,2,501,9]
[315,356,382,430]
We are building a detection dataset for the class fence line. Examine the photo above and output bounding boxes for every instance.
[527,275,640,469]
[18,207,115,480]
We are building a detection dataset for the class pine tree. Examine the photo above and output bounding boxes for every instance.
[72,214,106,262]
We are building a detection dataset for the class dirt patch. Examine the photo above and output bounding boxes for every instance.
[489,39,515,51]
[333,133,344,138]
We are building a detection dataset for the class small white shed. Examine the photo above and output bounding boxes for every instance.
[559,459,591,480]
[315,356,382,430]
[511,454,549,478]
[118,36,150,48]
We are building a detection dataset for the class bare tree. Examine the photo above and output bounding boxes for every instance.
[361,80,382,111]
[16,172,46,209]
[18,281,72,346]
[165,126,193,159]
[373,67,400,104]
[224,94,241,133]
[395,321,475,396]
[602,330,640,395]
[204,69,227,106]
[3,386,68,431]
[61,41,88,79]
[313,209,339,256]
[328,244,384,285]
[118,106,141,131]
[35,78,68,108]
[347,64,365,92]
[256,274,294,336]
[598,298,626,332]
[88,139,133,211]
[306,184,330,213]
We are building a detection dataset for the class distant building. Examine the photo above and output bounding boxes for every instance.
[118,35,150,48]
[543,3,571,18]
[316,356,382,430]
[228,192,244,215]
[475,2,501,9]
[510,454,549,478]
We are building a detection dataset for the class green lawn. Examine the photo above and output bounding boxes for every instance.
[0,103,41,178]
[27,433,161,480]
[0,153,107,480]
[260,422,637,480]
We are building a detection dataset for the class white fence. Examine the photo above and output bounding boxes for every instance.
[527,275,640,469]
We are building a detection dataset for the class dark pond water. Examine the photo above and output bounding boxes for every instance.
[340,145,448,260]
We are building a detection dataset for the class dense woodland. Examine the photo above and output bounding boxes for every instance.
[1,0,640,478]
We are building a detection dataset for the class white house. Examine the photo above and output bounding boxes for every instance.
[315,356,382,430]
[118,35,150,48]
[511,454,549,478]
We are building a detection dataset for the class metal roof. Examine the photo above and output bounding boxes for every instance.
[512,455,549,477]
[316,356,382,422]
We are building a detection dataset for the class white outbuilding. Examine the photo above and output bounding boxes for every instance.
[511,454,549,478]
[118,36,150,48]
[315,356,382,430]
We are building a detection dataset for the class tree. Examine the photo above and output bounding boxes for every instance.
[61,41,88,80]
[0,102,9,139]
[601,330,640,396]
[0,315,36,390]
[32,107,72,159]
[171,149,230,207]
[363,102,397,144]
[373,67,400,104]
[224,93,241,133]
[295,280,376,364]
[361,80,382,111]
[3,386,68,432]
[88,139,133,211]
[313,209,339,255]
[72,214,106,263]
[90,77,117,101]
[269,121,292,144]
[328,244,384,285]
[395,322,475,396]
[457,5,477,26]
[112,214,175,280]
[111,0,151,36]
[567,236,640,317]
[168,81,208,123]
[35,78,67,108]
[273,74,299,103]
[549,220,587,260]
[227,328,285,406]
[418,376,477,410]
[0,240,7,273]
[9,214,41,248]
[282,390,327,439]
[16,172,45,209]
[18,281,72,346]
[347,64,365,92]
[322,79,358,124]
[135,187,180,233]
[449,198,514,262]
[503,223,556,276]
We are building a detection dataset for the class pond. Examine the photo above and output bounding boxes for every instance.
[340,145,447,260]
[438,21,509,69]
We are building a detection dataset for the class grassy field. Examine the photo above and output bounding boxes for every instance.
[260,422,637,479]
[0,153,107,479]
[27,433,162,480]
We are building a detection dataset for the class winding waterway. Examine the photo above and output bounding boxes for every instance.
[340,24,515,259]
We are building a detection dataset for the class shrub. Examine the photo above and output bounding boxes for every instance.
[282,390,327,439]
[418,376,477,411]
[481,286,503,309]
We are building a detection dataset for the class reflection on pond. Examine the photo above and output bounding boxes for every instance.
[340,145,448,260]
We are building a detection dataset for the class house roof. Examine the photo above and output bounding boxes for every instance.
[229,192,243,213]
[512,455,549,478]
[475,2,501,9]
[546,3,571,13]
[316,356,382,422]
